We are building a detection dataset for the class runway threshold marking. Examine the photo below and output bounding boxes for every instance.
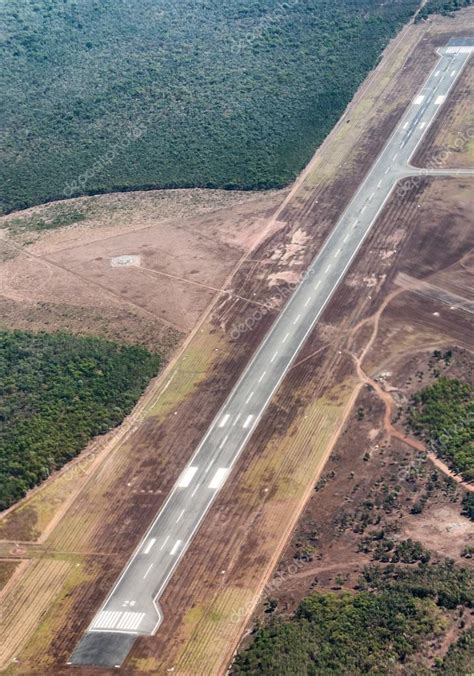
[116,612,145,631]
[142,538,156,555]
[170,540,182,556]
[208,467,229,490]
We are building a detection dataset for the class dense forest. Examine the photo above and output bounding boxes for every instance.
[408,378,474,483]
[232,560,473,673]
[0,330,160,510]
[417,0,473,21]
[1,0,424,213]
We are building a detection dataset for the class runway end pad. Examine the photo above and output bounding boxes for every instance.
[69,632,136,668]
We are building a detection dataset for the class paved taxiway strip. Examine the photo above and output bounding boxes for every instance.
[71,43,472,666]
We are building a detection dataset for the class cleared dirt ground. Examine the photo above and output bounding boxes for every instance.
[0,188,281,351]
[0,8,473,675]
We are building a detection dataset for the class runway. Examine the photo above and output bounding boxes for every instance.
[71,40,473,668]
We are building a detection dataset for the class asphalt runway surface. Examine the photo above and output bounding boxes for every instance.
[71,40,473,668]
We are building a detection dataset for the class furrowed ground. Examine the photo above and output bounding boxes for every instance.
[0,8,472,675]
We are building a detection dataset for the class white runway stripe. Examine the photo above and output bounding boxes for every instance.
[115,611,145,631]
[413,94,425,105]
[435,95,446,105]
[177,465,198,488]
[93,610,121,629]
[208,467,228,489]
[243,414,254,429]
[170,540,182,556]
[218,414,230,427]
[142,538,156,554]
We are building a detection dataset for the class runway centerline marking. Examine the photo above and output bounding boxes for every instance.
[282,333,289,343]
[176,509,185,523]
[159,535,170,551]
[191,483,201,497]
[293,314,301,324]
[143,564,153,580]
[232,413,242,426]
[258,371,266,383]
[270,351,278,363]
[246,391,254,404]
[219,434,229,449]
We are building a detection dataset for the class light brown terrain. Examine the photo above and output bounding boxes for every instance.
[0,8,473,675]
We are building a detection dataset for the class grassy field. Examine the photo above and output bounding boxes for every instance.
[1,0,422,213]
